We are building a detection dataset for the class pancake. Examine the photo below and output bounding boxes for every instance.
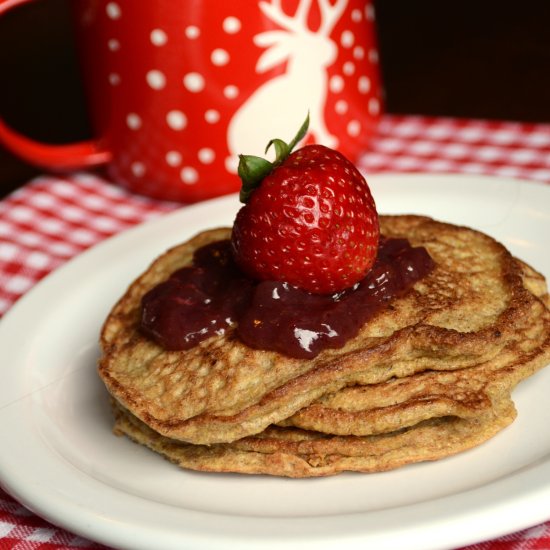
[280,297,550,436]
[111,313,549,477]
[276,366,513,437]
[99,215,550,445]
[111,394,517,478]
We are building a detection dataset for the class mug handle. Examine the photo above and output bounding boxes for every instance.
[0,0,111,169]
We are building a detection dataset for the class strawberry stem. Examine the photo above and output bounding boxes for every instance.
[286,114,310,153]
[237,113,310,203]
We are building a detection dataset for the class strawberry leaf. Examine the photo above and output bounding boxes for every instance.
[265,138,290,164]
[238,155,273,203]
[237,113,310,203]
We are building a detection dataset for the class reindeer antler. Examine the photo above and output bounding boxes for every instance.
[259,0,314,33]
[318,0,348,36]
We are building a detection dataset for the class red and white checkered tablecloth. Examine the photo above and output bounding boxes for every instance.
[1,114,549,550]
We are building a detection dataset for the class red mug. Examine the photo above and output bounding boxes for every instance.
[0,0,383,203]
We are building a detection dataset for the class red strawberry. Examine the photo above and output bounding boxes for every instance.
[231,116,379,294]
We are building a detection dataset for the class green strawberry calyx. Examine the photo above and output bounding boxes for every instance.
[237,114,310,203]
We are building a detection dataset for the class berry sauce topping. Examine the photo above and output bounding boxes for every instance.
[140,238,435,359]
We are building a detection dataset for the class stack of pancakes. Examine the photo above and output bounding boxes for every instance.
[99,215,550,477]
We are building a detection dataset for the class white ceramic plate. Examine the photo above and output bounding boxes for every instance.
[1,174,549,550]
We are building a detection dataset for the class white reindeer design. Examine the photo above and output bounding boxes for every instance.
[226,0,348,169]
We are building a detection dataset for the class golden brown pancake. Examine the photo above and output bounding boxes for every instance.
[110,323,548,477]
[99,215,550,445]
[280,308,550,436]
[111,395,517,478]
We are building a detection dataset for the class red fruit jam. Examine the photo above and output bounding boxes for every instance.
[140,238,435,359]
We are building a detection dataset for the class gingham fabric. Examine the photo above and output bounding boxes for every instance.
[1,114,549,550]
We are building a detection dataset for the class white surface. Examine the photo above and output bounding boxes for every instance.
[0,174,549,550]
